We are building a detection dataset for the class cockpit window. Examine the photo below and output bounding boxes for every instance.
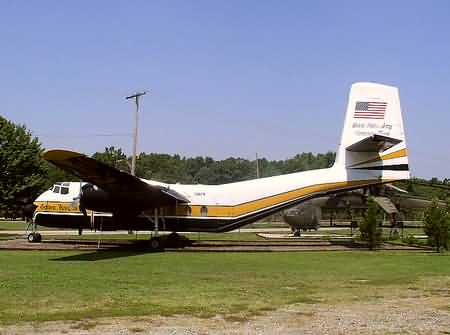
[51,182,70,194]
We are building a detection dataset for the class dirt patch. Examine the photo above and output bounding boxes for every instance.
[2,296,449,334]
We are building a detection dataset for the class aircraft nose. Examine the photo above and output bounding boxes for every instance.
[34,189,51,202]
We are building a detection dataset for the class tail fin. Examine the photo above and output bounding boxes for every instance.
[334,82,409,180]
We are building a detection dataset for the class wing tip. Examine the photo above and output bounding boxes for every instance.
[43,149,85,161]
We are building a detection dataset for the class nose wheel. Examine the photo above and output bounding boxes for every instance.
[27,232,42,243]
[27,217,42,243]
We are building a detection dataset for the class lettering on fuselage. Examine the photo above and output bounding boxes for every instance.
[34,202,80,213]
[352,122,393,137]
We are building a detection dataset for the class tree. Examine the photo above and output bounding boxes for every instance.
[44,161,77,189]
[92,147,129,172]
[359,197,383,250]
[423,199,449,252]
[0,116,47,216]
[406,180,416,193]
[88,149,338,185]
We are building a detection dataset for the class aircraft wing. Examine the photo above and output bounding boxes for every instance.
[43,150,189,207]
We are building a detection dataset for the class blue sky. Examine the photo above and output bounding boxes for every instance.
[1,1,449,179]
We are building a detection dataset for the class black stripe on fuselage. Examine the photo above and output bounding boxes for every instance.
[352,164,409,171]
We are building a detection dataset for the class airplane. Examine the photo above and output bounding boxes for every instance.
[31,82,410,249]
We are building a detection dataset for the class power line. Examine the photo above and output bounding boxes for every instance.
[33,133,132,138]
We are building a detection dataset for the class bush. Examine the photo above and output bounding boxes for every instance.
[402,234,419,246]
[359,197,383,250]
[423,199,449,252]
[389,230,400,241]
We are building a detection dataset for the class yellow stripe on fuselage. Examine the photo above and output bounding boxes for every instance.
[180,178,396,218]
[34,201,98,215]
[34,201,80,213]
[349,148,408,168]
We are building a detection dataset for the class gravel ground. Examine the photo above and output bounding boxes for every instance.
[2,295,449,335]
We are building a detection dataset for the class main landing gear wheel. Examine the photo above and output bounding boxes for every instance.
[149,236,163,251]
[27,232,42,243]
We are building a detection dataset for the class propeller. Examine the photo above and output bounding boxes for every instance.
[71,182,104,247]
[71,182,95,231]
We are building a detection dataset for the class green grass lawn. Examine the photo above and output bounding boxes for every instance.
[0,220,28,231]
[0,251,449,324]
[0,220,58,231]
[0,234,15,241]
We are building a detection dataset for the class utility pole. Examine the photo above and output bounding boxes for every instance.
[125,91,146,176]
[256,152,260,178]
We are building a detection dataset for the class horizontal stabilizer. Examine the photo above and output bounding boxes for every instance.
[346,134,402,153]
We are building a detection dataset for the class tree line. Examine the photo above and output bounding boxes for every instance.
[1,116,335,214]
[91,146,336,184]
[2,115,449,214]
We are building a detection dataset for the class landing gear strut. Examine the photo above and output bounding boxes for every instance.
[149,208,163,251]
[146,209,186,250]
[293,229,301,237]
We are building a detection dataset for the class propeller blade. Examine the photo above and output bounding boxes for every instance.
[72,181,95,231]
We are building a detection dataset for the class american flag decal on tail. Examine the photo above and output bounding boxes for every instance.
[353,101,387,119]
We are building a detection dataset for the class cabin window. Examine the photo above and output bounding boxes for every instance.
[53,186,60,193]
[61,187,69,195]
[200,206,208,217]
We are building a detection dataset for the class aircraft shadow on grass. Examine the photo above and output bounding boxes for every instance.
[50,241,162,262]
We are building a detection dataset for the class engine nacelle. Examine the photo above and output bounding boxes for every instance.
[79,184,115,213]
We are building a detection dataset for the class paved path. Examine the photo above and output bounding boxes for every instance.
[0,227,349,236]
